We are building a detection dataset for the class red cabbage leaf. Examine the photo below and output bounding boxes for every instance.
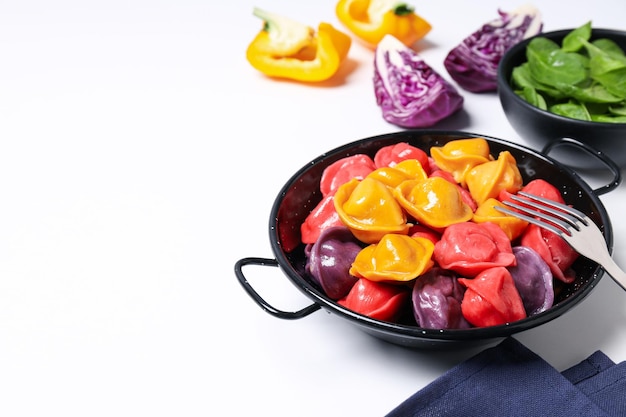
[444,5,543,93]
[374,35,464,128]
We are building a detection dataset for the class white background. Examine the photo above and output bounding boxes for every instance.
[1,1,626,416]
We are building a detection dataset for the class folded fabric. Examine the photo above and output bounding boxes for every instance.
[386,337,626,417]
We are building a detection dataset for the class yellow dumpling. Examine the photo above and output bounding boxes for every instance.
[334,177,410,243]
[430,138,492,186]
[473,198,528,240]
[466,151,523,206]
[394,176,473,230]
[350,234,435,282]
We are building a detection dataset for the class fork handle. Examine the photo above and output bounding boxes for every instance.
[598,256,626,292]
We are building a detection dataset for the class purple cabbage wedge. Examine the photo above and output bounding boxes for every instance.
[412,267,471,329]
[508,246,554,316]
[305,226,362,300]
[444,4,542,93]
[374,34,464,128]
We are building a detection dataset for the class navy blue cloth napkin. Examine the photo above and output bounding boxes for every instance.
[386,337,626,417]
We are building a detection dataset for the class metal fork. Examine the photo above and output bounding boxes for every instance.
[495,191,626,291]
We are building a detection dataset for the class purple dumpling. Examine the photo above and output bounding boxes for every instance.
[412,267,471,329]
[508,246,554,316]
[305,226,362,300]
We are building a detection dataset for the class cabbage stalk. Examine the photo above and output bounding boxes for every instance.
[374,35,464,128]
[444,4,542,93]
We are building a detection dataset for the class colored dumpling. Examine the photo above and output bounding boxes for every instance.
[300,194,344,245]
[434,221,516,277]
[458,266,527,327]
[350,234,435,282]
[366,159,429,189]
[521,224,578,284]
[320,154,376,197]
[508,246,554,316]
[394,176,473,229]
[338,278,410,322]
[334,177,410,243]
[305,226,363,300]
[473,197,528,240]
[430,138,492,186]
[412,267,471,329]
[374,142,430,171]
[465,150,523,205]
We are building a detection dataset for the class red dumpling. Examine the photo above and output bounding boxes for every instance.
[338,278,410,322]
[301,195,343,245]
[320,154,376,197]
[373,142,430,172]
[458,266,527,327]
[434,221,516,277]
[520,224,578,283]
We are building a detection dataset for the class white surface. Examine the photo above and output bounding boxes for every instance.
[1,1,626,416]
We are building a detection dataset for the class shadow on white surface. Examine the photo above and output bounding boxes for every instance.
[517,274,626,370]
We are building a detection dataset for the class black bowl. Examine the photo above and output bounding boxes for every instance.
[236,130,617,349]
[497,28,626,169]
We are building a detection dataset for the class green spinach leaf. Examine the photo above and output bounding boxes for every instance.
[527,38,588,87]
[562,21,591,52]
[516,86,547,110]
[549,102,591,121]
[592,38,626,58]
[510,22,626,124]
[609,104,626,116]
[555,82,623,103]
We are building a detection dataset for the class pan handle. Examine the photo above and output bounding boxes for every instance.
[234,257,321,319]
[542,137,622,196]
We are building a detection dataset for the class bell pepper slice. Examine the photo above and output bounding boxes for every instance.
[350,234,434,282]
[246,8,352,82]
[334,177,410,243]
[335,0,431,48]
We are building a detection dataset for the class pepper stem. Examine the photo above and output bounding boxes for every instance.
[394,4,415,16]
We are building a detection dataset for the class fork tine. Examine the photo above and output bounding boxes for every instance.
[495,204,569,236]
[515,192,588,226]
[494,192,585,237]
[497,193,626,293]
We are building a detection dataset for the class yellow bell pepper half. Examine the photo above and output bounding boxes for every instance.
[335,0,431,48]
[246,8,352,82]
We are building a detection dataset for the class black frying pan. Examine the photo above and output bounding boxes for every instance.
[236,130,620,349]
